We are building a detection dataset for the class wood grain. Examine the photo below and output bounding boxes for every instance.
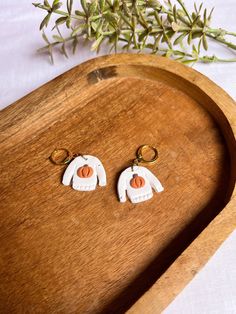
[0,54,235,314]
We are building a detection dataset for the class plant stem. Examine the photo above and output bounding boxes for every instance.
[207,33,236,50]
[34,0,236,64]
[38,35,76,52]
[207,28,236,37]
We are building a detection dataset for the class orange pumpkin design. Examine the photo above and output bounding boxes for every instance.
[130,174,145,189]
[77,164,94,178]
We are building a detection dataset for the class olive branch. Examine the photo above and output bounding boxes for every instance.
[33,0,236,64]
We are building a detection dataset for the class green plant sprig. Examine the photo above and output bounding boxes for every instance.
[33,0,236,64]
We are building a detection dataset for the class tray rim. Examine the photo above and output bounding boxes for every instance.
[1,54,236,149]
[127,193,236,314]
[1,53,236,313]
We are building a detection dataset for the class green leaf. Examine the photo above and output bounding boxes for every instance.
[192,31,202,39]
[122,1,131,15]
[147,0,161,9]
[66,17,71,28]
[137,9,149,29]
[176,0,192,23]
[198,3,203,13]
[191,12,196,20]
[91,35,104,51]
[91,21,97,32]
[96,19,104,36]
[175,56,185,61]
[187,32,192,45]
[154,11,162,27]
[198,37,202,53]
[55,16,67,26]
[75,10,86,17]
[153,33,162,51]
[144,43,153,50]
[113,0,120,11]
[192,44,198,58]
[52,3,62,11]
[203,8,207,26]
[166,30,175,39]
[89,1,97,14]
[44,0,50,7]
[110,33,119,52]
[122,43,129,50]
[192,14,200,27]
[120,32,129,40]
[72,37,78,54]
[81,0,88,15]
[132,15,137,31]
[71,26,81,36]
[103,12,118,26]
[167,14,173,24]
[32,3,41,8]
[105,0,112,7]
[176,8,184,17]
[171,22,180,32]
[99,0,105,11]
[208,7,214,22]
[61,43,68,58]
[52,35,64,42]
[119,12,133,28]
[40,13,51,30]
[174,33,186,45]
[173,50,186,57]
[173,5,177,22]
[203,33,208,50]
[165,49,172,58]
[162,31,172,48]
[182,58,197,64]
[67,0,73,14]
[49,45,54,64]
[138,29,149,42]
[42,31,50,44]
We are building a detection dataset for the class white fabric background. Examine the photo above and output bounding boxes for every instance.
[164,230,236,314]
[0,1,236,313]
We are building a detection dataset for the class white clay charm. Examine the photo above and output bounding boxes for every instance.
[62,155,106,191]
[50,149,106,191]
[118,166,163,203]
[117,145,164,203]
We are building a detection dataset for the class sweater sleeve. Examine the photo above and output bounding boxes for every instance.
[117,171,127,202]
[145,168,164,193]
[96,160,107,187]
[62,158,78,186]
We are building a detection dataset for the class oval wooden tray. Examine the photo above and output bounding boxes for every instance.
[0,54,235,314]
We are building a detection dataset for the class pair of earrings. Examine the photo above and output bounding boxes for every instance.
[50,145,164,204]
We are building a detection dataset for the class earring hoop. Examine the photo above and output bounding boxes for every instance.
[50,148,73,165]
[135,144,158,165]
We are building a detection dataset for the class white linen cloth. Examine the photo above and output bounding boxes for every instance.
[164,230,236,314]
[0,1,235,313]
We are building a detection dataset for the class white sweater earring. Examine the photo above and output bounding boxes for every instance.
[117,145,164,204]
[50,148,106,191]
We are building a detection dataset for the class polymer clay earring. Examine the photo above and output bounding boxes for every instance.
[50,148,106,191]
[117,145,164,203]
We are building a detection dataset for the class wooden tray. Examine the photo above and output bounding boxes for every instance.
[0,54,235,314]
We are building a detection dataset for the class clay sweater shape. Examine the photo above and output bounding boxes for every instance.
[62,155,106,191]
[118,166,164,203]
